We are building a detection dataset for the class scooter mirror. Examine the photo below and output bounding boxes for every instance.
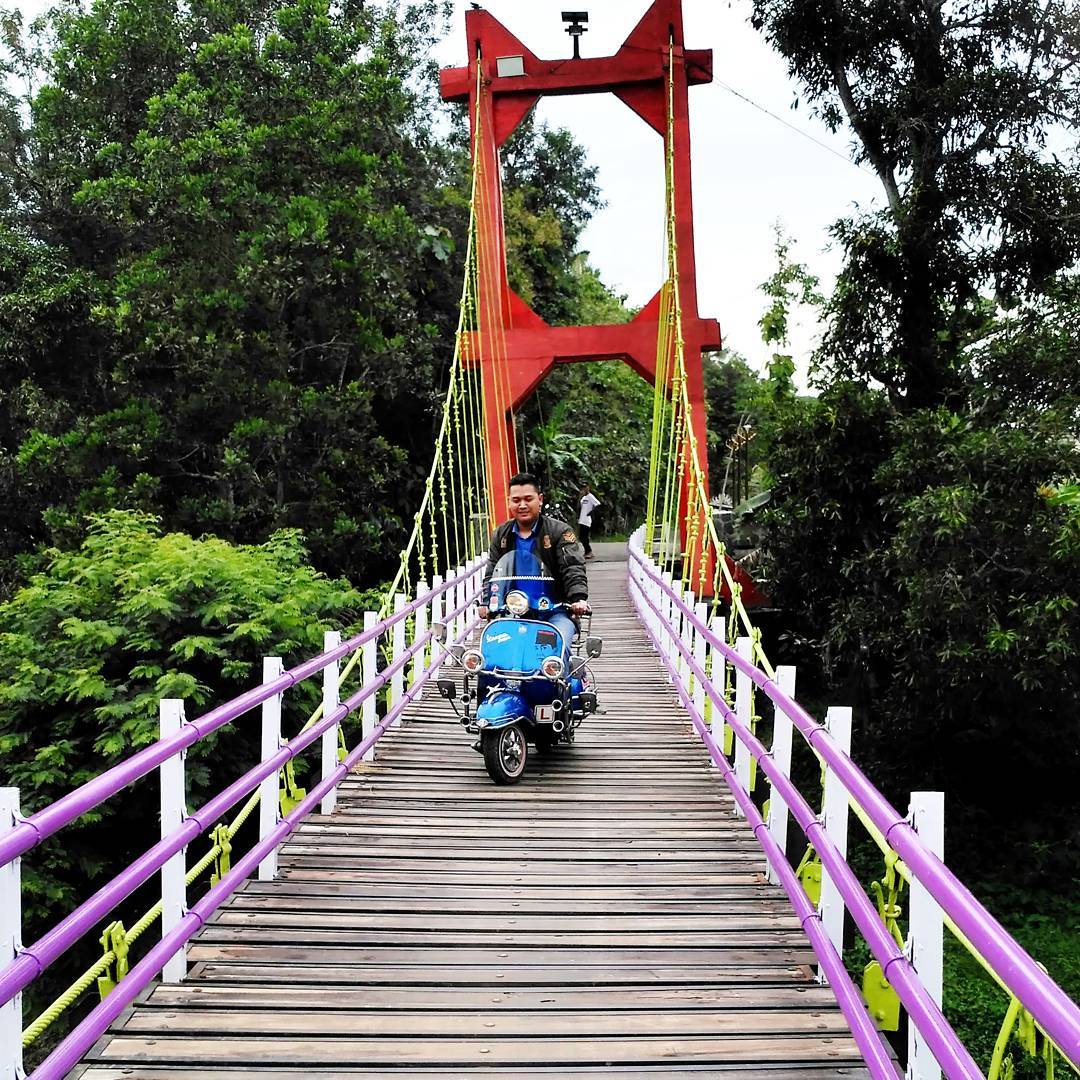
[448,644,465,665]
[431,622,447,643]
[436,679,457,701]
[585,637,603,658]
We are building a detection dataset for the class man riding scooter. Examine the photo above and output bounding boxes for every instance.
[478,472,591,632]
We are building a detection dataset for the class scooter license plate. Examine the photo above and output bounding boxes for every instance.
[535,705,554,724]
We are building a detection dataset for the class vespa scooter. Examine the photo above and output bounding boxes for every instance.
[437,552,602,784]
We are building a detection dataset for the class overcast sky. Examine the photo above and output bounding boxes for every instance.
[435,0,884,383]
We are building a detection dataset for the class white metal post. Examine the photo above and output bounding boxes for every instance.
[693,602,707,720]
[412,581,429,689]
[907,791,945,1080]
[320,631,341,815]
[0,788,23,1080]
[159,699,187,983]
[817,705,852,983]
[652,571,662,641]
[258,657,283,882]
[361,612,378,762]
[663,571,676,678]
[707,615,726,752]
[390,594,407,715]
[673,582,686,685]
[733,637,753,809]
[447,570,457,642]
[457,569,468,639]
[430,574,444,675]
[765,665,797,884]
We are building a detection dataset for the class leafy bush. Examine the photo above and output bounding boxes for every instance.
[0,510,362,934]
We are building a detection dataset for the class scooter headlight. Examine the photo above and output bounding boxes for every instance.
[541,655,564,680]
[504,590,530,616]
[462,649,484,673]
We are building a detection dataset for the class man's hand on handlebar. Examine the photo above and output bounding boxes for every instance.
[477,605,490,620]
[569,600,590,617]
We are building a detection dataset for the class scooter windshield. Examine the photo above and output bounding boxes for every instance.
[486,551,556,613]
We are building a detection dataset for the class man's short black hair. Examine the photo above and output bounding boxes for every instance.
[508,472,543,493]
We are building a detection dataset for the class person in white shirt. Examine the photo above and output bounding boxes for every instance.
[577,484,601,560]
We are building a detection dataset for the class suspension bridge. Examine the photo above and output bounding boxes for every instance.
[2,3,1079,1079]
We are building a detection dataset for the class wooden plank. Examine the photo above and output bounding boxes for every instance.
[211,912,802,933]
[119,1007,853,1037]
[195,927,812,949]
[141,984,843,1011]
[93,1033,866,1066]
[186,961,815,986]
[185,944,816,966]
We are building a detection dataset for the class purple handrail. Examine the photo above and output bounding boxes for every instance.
[0,576,477,1009]
[629,541,1080,1066]
[631,575,900,1077]
[27,613,480,1080]
[629,558,981,1079]
[0,561,476,870]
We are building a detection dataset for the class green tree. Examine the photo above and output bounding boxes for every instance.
[751,0,1080,409]
[0,0,462,587]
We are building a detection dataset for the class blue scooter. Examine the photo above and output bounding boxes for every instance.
[437,552,602,784]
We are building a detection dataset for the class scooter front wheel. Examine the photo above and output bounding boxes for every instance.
[482,724,528,785]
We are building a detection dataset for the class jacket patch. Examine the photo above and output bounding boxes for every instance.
[542,534,552,549]
[562,529,577,543]
[500,535,508,550]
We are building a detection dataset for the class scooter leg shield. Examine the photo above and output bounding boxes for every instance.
[476,691,530,728]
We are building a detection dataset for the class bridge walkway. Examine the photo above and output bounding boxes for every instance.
[75,548,871,1079]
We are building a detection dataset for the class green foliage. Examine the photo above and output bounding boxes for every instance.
[0,510,361,933]
[762,372,1080,882]
[522,361,653,535]
[751,0,1080,410]
[501,112,604,326]
[0,0,463,589]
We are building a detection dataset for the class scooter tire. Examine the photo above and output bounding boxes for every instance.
[482,724,528,785]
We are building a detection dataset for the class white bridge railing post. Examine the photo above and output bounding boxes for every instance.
[320,630,341,816]
[159,699,187,984]
[907,791,945,1080]
[429,575,444,675]
[411,581,429,690]
[693,602,707,721]
[258,657,283,882]
[707,615,726,755]
[390,594,407,715]
[663,571,676,679]
[817,705,852,984]
[673,581,686,686]
[1,788,23,1080]
[733,637,753,809]
[362,612,378,762]
[765,665,797,884]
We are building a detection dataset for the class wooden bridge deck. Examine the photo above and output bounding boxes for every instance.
[76,548,871,1079]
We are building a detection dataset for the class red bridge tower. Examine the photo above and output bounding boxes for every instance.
[442,1,731,590]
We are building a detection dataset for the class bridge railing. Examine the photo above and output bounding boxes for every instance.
[0,555,486,1080]
[627,527,1080,1080]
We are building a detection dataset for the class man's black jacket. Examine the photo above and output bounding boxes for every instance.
[482,514,589,604]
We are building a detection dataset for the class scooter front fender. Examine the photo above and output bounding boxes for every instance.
[476,690,531,730]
